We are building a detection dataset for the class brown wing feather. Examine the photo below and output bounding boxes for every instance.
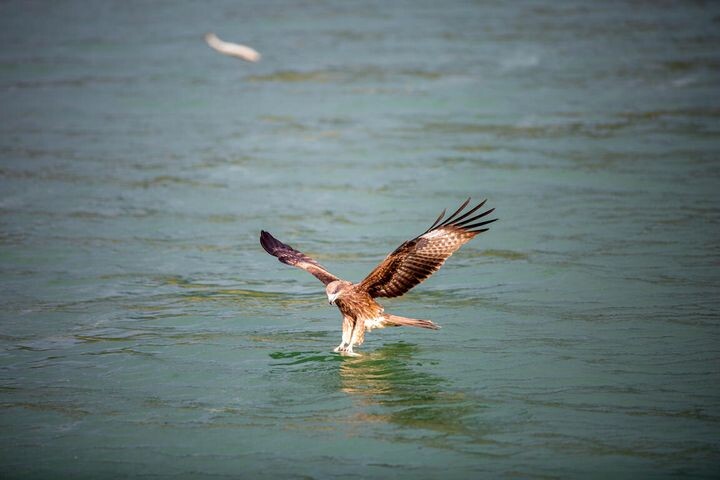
[260,231,340,286]
[358,198,497,299]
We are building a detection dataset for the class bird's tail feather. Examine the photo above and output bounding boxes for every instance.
[382,313,440,330]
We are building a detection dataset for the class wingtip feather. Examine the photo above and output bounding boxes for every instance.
[425,208,447,234]
[440,197,472,227]
[465,217,498,231]
[260,230,281,256]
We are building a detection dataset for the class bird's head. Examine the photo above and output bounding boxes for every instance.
[326,280,351,305]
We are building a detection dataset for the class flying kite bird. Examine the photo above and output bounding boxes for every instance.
[260,198,496,356]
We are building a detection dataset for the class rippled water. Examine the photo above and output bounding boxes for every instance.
[1,1,719,477]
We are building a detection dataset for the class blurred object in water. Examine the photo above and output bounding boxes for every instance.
[204,32,261,62]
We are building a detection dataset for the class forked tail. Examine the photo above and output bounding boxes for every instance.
[382,313,440,330]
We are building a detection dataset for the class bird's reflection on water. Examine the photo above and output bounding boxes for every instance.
[268,341,492,442]
[338,343,480,436]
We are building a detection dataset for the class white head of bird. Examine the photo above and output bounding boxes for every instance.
[326,280,351,305]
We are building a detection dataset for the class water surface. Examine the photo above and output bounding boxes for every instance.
[1,1,719,478]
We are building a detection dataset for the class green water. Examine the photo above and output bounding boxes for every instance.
[1,1,719,478]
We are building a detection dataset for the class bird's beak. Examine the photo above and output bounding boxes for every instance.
[328,293,339,305]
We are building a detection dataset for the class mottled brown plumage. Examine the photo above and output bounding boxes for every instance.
[260,198,496,355]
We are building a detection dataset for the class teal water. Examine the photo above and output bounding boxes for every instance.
[1,1,719,478]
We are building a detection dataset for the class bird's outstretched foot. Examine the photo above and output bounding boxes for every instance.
[333,342,360,357]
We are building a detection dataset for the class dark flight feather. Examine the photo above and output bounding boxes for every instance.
[260,230,340,285]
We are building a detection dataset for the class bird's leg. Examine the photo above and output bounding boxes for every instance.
[338,318,364,357]
[353,320,366,346]
[334,316,353,353]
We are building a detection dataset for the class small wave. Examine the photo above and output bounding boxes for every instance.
[500,51,541,71]
[247,68,442,84]
[131,175,226,189]
[269,350,341,365]
[479,249,530,261]
[15,336,84,351]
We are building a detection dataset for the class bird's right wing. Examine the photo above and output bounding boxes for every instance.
[260,230,340,286]
[357,198,496,298]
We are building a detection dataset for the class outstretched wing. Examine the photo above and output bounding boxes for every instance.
[260,230,340,286]
[358,198,496,298]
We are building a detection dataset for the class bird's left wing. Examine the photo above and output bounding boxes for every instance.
[260,230,340,286]
[358,198,496,298]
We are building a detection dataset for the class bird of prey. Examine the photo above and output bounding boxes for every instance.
[260,198,496,356]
